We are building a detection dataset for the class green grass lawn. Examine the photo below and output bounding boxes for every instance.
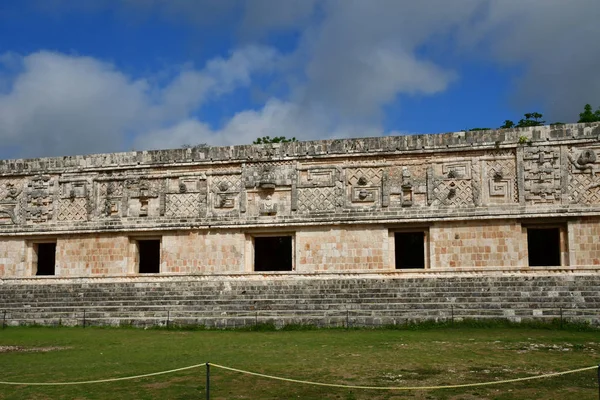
[0,325,599,399]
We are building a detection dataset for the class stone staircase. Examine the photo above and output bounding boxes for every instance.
[1,272,599,328]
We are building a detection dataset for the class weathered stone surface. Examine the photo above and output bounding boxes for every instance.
[1,272,598,327]
[0,122,599,278]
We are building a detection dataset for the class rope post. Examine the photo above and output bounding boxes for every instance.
[346,310,349,329]
[82,309,86,329]
[255,311,258,327]
[560,307,563,329]
[451,305,454,325]
[166,310,170,329]
[2,310,6,329]
[206,362,211,400]
[597,364,599,400]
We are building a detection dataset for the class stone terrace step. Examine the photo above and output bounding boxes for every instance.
[1,273,599,327]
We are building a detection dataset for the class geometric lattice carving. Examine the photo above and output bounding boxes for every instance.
[297,187,336,212]
[568,172,600,204]
[568,147,600,204]
[345,167,382,207]
[346,167,383,186]
[431,179,473,207]
[428,161,474,207]
[165,193,200,217]
[523,147,561,204]
[57,198,88,221]
[211,175,241,210]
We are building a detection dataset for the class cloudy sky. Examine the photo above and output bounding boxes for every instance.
[1,0,599,159]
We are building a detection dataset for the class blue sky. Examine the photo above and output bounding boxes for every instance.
[1,0,599,158]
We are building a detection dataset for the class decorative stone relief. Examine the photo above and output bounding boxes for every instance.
[295,166,339,213]
[0,179,23,224]
[244,163,294,217]
[297,187,336,212]
[96,179,124,218]
[481,158,518,204]
[57,180,89,221]
[125,177,163,217]
[568,147,600,204]
[387,165,427,207]
[23,175,56,223]
[210,174,242,212]
[522,147,561,204]
[345,167,383,208]
[165,175,206,218]
[427,162,474,207]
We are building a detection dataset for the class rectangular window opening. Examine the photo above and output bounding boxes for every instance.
[138,240,161,273]
[527,227,561,267]
[395,232,425,269]
[35,243,56,276]
[254,236,293,272]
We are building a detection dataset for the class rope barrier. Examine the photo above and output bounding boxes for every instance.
[208,363,598,391]
[0,361,596,391]
[0,363,207,386]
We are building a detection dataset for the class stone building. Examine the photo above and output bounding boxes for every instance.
[1,123,599,326]
[1,122,600,278]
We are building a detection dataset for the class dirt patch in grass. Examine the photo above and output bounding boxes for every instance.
[0,345,71,353]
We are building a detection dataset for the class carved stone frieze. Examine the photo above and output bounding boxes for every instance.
[568,146,600,204]
[210,174,242,213]
[387,165,427,207]
[57,180,90,221]
[481,158,518,204]
[125,177,163,218]
[96,179,125,218]
[164,175,206,218]
[427,161,474,207]
[23,175,56,223]
[523,147,561,204]
[0,179,23,224]
[243,162,294,189]
[345,167,383,208]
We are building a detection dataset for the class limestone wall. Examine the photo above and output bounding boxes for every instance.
[1,122,600,277]
[429,220,527,268]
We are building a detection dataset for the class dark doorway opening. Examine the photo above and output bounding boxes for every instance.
[395,232,425,269]
[138,240,160,273]
[254,236,293,271]
[36,243,56,276]
[527,228,561,266]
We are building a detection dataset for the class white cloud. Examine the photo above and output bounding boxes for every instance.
[136,99,383,150]
[0,51,151,157]
[6,0,600,158]
[0,46,279,158]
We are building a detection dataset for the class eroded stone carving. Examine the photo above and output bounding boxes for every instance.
[165,175,206,218]
[23,175,56,223]
[125,177,162,217]
[428,162,474,207]
[0,180,23,224]
[568,147,600,204]
[523,147,560,204]
[482,158,518,204]
[211,174,241,212]
[345,167,383,207]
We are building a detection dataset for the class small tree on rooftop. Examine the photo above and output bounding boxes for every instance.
[578,104,600,123]
[253,136,297,144]
[516,112,545,128]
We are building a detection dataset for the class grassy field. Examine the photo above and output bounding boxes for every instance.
[0,324,599,400]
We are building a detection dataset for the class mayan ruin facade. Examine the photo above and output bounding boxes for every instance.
[1,123,600,326]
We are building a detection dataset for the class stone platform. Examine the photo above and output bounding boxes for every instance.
[2,270,599,328]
